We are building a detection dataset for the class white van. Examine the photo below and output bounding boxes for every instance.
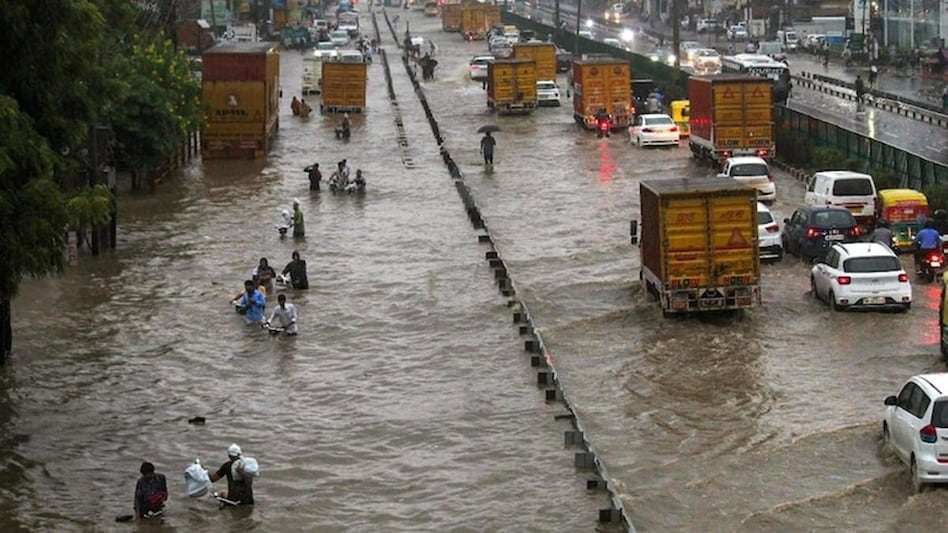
[804,171,878,225]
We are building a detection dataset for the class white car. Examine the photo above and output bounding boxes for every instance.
[678,41,701,64]
[604,2,625,24]
[757,202,783,262]
[536,80,560,106]
[728,25,748,41]
[504,31,520,42]
[628,113,680,147]
[883,373,948,491]
[329,29,350,47]
[469,55,494,80]
[692,48,721,72]
[811,242,912,311]
[696,19,719,33]
[578,29,594,40]
[717,156,776,202]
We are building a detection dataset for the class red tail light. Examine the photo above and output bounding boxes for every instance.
[805,227,821,240]
[669,126,679,132]
[920,424,938,444]
[722,150,732,158]
[641,127,653,133]
[767,173,774,182]
[849,226,861,237]
[898,273,909,282]
[836,276,852,285]
[765,224,779,233]
[756,149,770,157]
[927,251,943,262]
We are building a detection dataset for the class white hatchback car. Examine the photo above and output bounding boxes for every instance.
[718,156,776,202]
[329,29,350,47]
[757,202,783,262]
[693,48,721,72]
[536,80,560,106]
[469,55,494,80]
[883,373,948,492]
[811,242,911,311]
[628,114,680,147]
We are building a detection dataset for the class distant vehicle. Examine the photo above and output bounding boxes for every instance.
[555,47,572,72]
[578,29,594,40]
[717,156,776,202]
[424,1,438,16]
[883,373,948,492]
[812,243,911,311]
[721,53,789,81]
[696,19,720,34]
[728,25,748,41]
[782,206,861,262]
[329,29,350,47]
[469,55,494,80]
[489,40,513,58]
[777,29,800,52]
[678,40,701,64]
[536,80,561,106]
[604,2,626,25]
[337,12,359,37]
[602,37,625,50]
[756,202,783,262]
[692,48,721,72]
[628,114,680,147]
[649,46,676,66]
[804,34,826,53]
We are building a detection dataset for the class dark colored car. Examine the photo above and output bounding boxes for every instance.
[555,47,572,72]
[782,206,861,261]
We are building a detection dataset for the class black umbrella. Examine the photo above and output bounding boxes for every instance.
[477,124,501,134]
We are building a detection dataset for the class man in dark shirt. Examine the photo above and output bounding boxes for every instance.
[281,250,309,289]
[134,462,168,519]
[209,444,254,505]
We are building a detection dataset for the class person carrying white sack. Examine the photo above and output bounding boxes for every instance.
[208,443,258,505]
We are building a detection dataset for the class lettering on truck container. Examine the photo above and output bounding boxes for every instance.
[661,194,759,287]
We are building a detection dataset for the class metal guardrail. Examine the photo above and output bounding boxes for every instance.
[793,72,948,128]
[777,106,948,190]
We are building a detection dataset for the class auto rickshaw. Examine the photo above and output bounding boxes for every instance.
[670,100,690,138]
[877,189,929,251]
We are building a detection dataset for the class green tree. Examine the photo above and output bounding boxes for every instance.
[0,97,69,362]
[109,35,205,190]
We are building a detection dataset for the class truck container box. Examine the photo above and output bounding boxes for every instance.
[687,75,774,163]
[320,61,368,112]
[460,4,501,38]
[442,3,462,31]
[512,42,557,81]
[487,59,538,114]
[571,57,632,129]
[638,178,760,315]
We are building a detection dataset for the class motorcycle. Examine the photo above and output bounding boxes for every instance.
[596,118,611,139]
[916,248,945,283]
[274,209,292,237]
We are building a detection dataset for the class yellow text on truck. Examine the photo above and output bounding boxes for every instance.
[687,74,774,165]
[632,177,761,316]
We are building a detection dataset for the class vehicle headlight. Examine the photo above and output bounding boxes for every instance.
[621,29,634,42]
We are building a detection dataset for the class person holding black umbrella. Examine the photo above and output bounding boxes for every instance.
[480,131,496,167]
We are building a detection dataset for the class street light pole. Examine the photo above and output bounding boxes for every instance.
[672,0,681,69]
[574,0,582,57]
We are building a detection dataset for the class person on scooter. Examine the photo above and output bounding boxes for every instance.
[913,220,942,273]
[595,107,611,137]
[335,114,351,139]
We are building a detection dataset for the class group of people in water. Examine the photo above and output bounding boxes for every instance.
[305,158,366,194]
[131,444,255,520]
[233,251,309,335]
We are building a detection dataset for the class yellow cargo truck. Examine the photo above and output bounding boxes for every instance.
[441,3,462,31]
[571,57,632,130]
[460,4,501,39]
[687,74,774,165]
[487,59,538,114]
[632,178,760,317]
[320,62,367,113]
[512,42,557,81]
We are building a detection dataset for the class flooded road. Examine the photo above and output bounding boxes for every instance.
[5,5,948,532]
[400,9,948,532]
[2,15,609,531]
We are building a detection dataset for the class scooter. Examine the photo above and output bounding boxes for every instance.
[275,209,292,237]
[596,118,611,139]
[916,248,945,283]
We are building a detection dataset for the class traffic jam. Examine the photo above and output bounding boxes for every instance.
[429,3,948,494]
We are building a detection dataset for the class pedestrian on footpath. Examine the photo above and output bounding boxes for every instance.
[868,64,878,88]
[854,75,866,112]
[942,86,948,112]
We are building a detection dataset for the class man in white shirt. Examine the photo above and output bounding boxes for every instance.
[266,294,298,336]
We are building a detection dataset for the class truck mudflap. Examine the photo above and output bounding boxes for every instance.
[663,285,760,313]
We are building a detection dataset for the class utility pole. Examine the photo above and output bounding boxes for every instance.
[672,0,680,68]
[574,0,583,57]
